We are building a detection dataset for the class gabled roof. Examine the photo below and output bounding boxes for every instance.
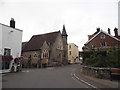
[23,31,60,52]
[85,30,120,45]
[0,23,22,32]
[88,30,100,40]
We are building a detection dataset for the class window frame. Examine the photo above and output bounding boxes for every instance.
[4,48,11,56]
[101,42,107,47]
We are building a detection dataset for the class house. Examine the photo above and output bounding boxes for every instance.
[68,43,79,64]
[82,27,120,51]
[22,25,68,68]
[0,18,23,71]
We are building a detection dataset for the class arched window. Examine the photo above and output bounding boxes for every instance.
[42,49,49,59]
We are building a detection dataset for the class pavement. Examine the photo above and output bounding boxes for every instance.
[0,69,10,74]
[73,66,120,89]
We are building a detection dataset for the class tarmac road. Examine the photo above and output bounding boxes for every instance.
[2,64,91,88]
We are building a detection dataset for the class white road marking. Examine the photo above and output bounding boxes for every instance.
[73,73,101,90]
[70,68,100,90]
[72,76,89,88]
[47,67,54,69]
[22,70,29,72]
[71,69,89,88]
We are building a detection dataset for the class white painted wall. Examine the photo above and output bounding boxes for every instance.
[0,23,22,58]
[0,24,2,55]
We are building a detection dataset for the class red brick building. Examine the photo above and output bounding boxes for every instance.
[83,27,120,51]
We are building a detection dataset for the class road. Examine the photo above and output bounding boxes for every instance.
[2,64,91,88]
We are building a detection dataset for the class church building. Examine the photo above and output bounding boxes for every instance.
[22,25,68,68]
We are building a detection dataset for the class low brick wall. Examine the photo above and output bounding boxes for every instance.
[82,66,111,79]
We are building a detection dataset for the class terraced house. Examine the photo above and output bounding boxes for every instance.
[22,25,68,68]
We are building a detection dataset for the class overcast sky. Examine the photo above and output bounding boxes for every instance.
[0,0,119,50]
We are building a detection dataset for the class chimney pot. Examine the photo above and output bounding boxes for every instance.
[96,27,100,32]
[108,28,111,34]
[114,27,118,37]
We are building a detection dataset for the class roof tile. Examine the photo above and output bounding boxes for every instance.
[23,31,60,52]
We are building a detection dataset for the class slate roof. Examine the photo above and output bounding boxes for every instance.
[23,31,60,52]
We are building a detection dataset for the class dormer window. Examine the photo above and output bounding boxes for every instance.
[100,34,106,39]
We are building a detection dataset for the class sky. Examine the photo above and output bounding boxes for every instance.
[0,0,119,51]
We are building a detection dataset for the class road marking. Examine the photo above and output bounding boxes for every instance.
[47,67,54,69]
[73,73,101,90]
[71,68,101,90]
[22,70,29,72]
[71,69,89,88]
[72,76,89,88]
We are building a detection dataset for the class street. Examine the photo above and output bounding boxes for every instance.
[2,64,90,88]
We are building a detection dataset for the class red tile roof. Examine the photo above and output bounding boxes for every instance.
[23,31,60,52]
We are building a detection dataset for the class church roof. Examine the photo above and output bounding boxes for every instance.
[23,31,60,52]
[62,25,68,36]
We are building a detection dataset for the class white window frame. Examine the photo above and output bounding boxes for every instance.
[4,48,11,56]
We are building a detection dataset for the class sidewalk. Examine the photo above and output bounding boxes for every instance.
[73,67,119,88]
[0,69,10,74]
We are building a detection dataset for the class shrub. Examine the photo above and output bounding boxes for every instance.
[83,48,120,68]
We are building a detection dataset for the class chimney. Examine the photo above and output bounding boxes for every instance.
[114,27,118,37]
[108,28,111,35]
[10,18,15,28]
[88,35,92,40]
[96,27,100,32]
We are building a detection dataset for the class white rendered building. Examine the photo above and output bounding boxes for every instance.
[0,18,22,71]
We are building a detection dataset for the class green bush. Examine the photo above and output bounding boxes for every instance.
[83,47,120,68]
